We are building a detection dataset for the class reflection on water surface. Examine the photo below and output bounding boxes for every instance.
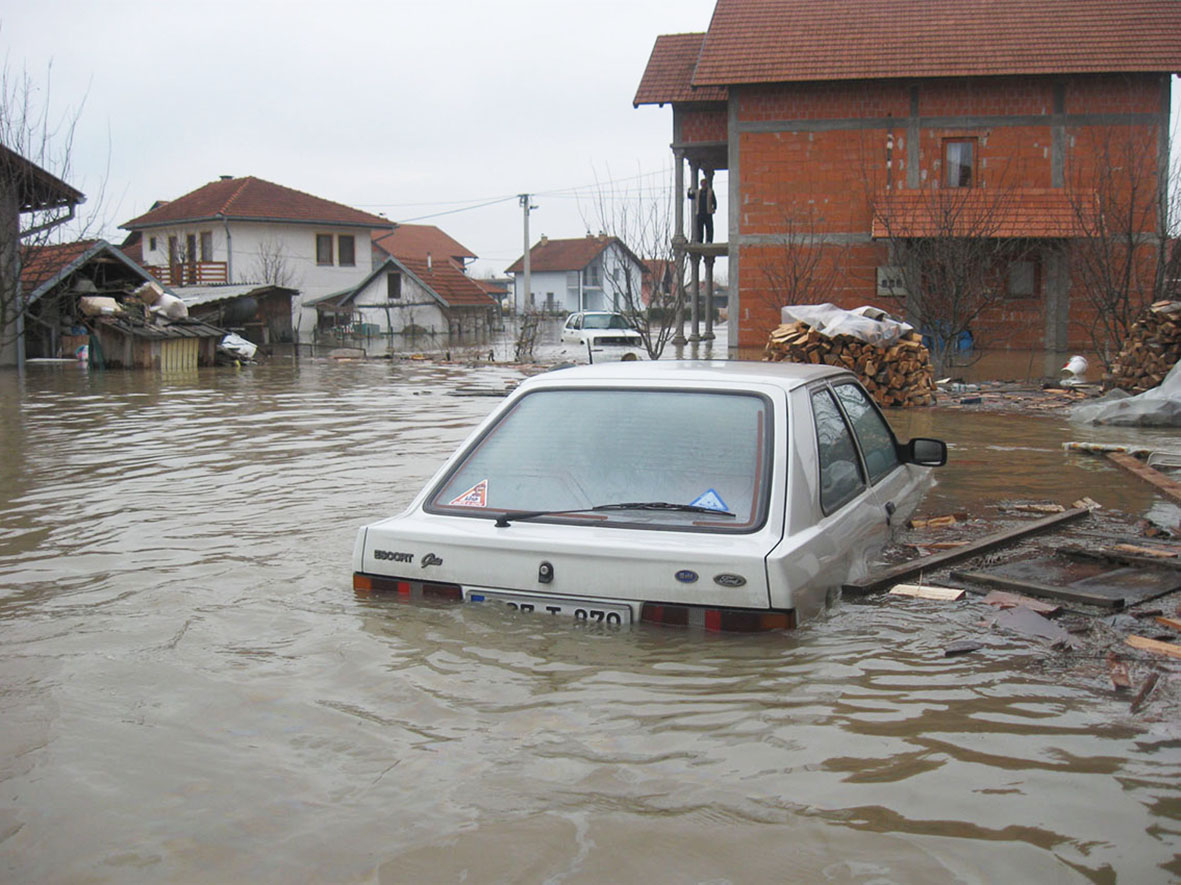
[0,360,1177,883]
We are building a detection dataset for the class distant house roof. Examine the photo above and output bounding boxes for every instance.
[663,0,1181,88]
[170,283,298,309]
[308,256,497,311]
[1,145,85,213]
[21,239,160,304]
[121,176,393,231]
[633,33,728,107]
[373,224,476,264]
[506,235,644,274]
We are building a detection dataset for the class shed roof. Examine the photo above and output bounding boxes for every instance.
[677,0,1181,87]
[21,239,160,303]
[1,145,85,212]
[871,188,1092,239]
[121,176,393,230]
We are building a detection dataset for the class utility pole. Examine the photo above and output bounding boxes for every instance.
[519,194,537,313]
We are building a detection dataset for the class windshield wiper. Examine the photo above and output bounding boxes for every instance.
[494,501,735,527]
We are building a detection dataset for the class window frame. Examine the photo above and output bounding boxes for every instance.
[338,234,356,267]
[199,230,213,262]
[1006,257,1040,299]
[387,272,402,301]
[316,234,334,266]
[943,137,977,189]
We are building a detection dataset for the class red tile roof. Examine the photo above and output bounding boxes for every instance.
[372,224,475,263]
[633,33,729,107]
[400,257,498,309]
[871,188,1093,238]
[505,235,621,274]
[122,176,393,230]
[20,240,100,294]
[691,0,1181,85]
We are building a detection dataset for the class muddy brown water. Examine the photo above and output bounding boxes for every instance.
[1,360,1178,884]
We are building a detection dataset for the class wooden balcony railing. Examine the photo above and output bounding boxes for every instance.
[145,262,229,286]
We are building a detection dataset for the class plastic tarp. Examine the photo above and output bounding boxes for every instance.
[1070,359,1181,427]
[780,303,914,346]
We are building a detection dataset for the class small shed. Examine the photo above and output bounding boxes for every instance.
[88,314,226,371]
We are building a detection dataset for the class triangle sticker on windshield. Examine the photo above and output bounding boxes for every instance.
[690,489,729,512]
[449,479,488,507]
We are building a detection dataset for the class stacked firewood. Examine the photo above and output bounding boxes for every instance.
[1106,300,1181,392]
[764,321,937,407]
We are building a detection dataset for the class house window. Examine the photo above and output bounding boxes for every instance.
[944,139,976,188]
[338,235,355,267]
[1008,259,1039,298]
[168,235,179,264]
[200,231,213,262]
[387,273,402,300]
[586,263,601,288]
[316,234,334,266]
[148,236,157,252]
[186,234,197,263]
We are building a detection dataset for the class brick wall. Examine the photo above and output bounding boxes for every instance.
[728,73,1167,354]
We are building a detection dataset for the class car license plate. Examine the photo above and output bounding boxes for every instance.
[465,589,632,625]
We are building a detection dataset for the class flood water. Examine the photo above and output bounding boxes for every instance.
[1,359,1178,884]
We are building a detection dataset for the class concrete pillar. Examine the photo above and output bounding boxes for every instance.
[703,256,715,341]
[689,254,701,342]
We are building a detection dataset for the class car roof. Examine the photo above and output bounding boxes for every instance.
[521,359,851,391]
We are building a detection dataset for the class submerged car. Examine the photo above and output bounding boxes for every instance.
[560,311,644,356]
[353,361,946,631]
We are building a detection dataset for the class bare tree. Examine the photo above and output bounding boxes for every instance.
[1064,125,1179,369]
[0,59,105,366]
[582,167,681,359]
[250,236,297,288]
[871,176,1028,375]
[757,201,849,332]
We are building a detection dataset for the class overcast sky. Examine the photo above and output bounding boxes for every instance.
[3,0,722,277]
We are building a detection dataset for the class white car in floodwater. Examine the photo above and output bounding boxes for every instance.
[353,360,947,631]
[560,311,645,360]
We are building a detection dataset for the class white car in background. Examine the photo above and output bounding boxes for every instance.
[560,311,644,359]
[353,360,946,631]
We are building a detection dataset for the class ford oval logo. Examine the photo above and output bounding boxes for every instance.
[675,569,699,584]
[714,573,746,588]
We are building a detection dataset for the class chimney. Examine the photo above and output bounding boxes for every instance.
[427,252,432,270]
[220,174,233,180]
[539,235,548,246]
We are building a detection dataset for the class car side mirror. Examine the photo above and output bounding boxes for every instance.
[900,437,947,467]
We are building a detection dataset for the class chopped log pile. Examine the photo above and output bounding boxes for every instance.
[764,321,937,407]
[1106,300,1181,392]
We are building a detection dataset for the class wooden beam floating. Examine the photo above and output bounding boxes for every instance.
[1104,452,1181,505]
[842,507,1091,596]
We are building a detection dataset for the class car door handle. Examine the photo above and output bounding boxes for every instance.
[884,501,897,525]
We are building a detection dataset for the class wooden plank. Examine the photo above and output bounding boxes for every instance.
[888,583,965,600]
[1126,634,1181,659]
[1105,452,1181,505]
[952,569,1124,609]
[842,507,1091,596]
[1154,616,1181,631]
[1057,545,1181,572]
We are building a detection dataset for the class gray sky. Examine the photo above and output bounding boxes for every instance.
[3,0,720,277]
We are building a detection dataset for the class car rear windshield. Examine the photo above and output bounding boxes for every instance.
[427,387,772,531]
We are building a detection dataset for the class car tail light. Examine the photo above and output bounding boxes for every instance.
[640,602,795,632]
[353,572,463,602]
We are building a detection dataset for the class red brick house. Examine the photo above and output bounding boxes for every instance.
[635,0,1181,362]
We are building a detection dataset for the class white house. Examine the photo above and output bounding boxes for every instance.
[120,176,394,344]
[306,254,498,356]
[506,234,647,315]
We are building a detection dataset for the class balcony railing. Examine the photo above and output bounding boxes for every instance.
[145,261,229,287]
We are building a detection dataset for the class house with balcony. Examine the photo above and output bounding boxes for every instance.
[120,176,394,347]
[506,234,646,316]
[635,0,1181,362]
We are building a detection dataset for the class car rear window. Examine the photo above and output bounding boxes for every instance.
[427,387,772,531]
